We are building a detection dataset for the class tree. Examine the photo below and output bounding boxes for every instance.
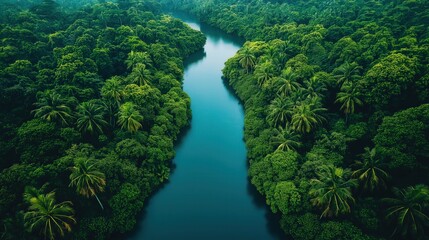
[309,165,358,218]
[271,125,301,152]
[23,187,75,240]
[69,158,106,210]
[374,104,429,169]
[254,61,275,88]
[117,102,143,133]
[272,181,301,215]
[101,76,125,106]
[276,67,301,96]
[130,63,151,86]
[125,51,152,70]
[302,76,327,99]
[250,151,299,195]
[291,102,326,133]
[362,53,418,108]
[334,62,361,87]
[352,147,389,192]
[238,47,256,73]
[335,82,363,121]
[383,185,429,238]
[266,95,293,127]
[76,102,108,135]
[33,92,73,126]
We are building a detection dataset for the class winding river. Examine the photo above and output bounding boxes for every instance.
[128,11,284,240]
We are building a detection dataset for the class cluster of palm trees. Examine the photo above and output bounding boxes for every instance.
[23,158,106,239]
[32,89,144,135]
[267,94,326,135]
[126,50,153,86]
[237,47,328,135]
[308,152,389,218]
[238,46,364,126]
[307,148,429,238]
[33,92,144,135]
[333,62,363,122]
[32,50,154,135]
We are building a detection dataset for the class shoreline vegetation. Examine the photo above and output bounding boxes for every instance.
[0,0,205,239]
[0,0,428,240]
[162,0,429,239]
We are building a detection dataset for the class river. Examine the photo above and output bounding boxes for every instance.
[128,10,284,240]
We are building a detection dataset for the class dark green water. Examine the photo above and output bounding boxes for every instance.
[128,11,284,240]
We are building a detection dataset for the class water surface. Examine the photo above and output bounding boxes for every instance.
[128,10,284,240]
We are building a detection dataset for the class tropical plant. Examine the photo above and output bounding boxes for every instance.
[125,50,152,70]
[383,185,429,238]
[117,102,143,133]
[309,165,358,218]
[69,158,106,210]
[254,61,276,88]
[130,63,151,86]
[336,83,363,119]
[271,124,301,152]
[101,76,125,106]
[23,187,75,240]
[334,62,362,86]
[76,102,108,135]
[352,147,389,192]
[32,92,73,126]
[302,76,327,99]
[266,95,293,127]
[276,67,301,96]
[291,102,326,133]
[238,47,256,73]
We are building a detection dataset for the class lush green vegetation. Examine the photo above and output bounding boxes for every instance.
[0,0,205,239]
[162,0,429,239]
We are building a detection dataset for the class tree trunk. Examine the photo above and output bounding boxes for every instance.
[94,193,104,210]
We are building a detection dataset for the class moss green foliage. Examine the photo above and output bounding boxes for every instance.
[0,0,205,239]
[162,0,429,239]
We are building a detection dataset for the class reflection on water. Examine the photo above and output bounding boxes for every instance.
[184,48,206,69]
[128,9,285,240]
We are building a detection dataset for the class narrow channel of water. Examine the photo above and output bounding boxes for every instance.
[128,10,284,240]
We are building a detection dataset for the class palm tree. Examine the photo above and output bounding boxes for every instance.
[254,61,275,88]
[69,158,106,210]
[302,76,327,99]
[276,67,301,96]
[101,99,118,127]
[32,92,73,126]
[238,48,256,73]
[335,83,363,122]
[352,147,389,192]
[130,63,151,86]
[334,62,361,87]
[309,165,358,218]
[271,124,301,151]
[291,102,326,133]
[117,102,143,133]
[125,51,152,70]
[266,95,293,127]
[76,102,108,135]
[101,77,124,106]
[383,185,429,238]
[23,187,75,240]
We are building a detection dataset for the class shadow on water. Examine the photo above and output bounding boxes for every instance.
[184,48,206,69]
[199,21,245,46]
[246,180,286,239]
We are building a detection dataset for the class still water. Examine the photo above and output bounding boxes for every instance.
[128,10,284,240]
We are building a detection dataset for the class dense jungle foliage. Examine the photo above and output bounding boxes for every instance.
[0,0,205,239]
[161,0,429,239]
